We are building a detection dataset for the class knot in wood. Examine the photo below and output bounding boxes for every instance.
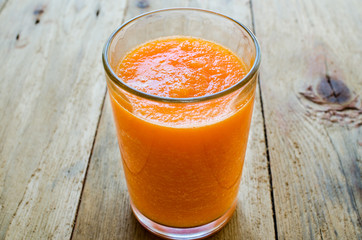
[317,75,351,104]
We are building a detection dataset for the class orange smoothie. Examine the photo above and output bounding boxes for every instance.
[107,37,256,227]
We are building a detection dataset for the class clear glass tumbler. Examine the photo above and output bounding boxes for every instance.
[102,8,260,240]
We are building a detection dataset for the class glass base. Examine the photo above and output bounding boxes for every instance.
[131,201,236,240]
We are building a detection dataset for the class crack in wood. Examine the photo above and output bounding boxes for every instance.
[326,76,338,99]
[320,228,324,240]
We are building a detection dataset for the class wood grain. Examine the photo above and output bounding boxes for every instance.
[72,0,275,239]
[0,0,126,239]
[0,0,9,14]
[253,0,362,238]
[1,0,361,238]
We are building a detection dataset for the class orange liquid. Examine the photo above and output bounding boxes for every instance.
[108,37,256,227]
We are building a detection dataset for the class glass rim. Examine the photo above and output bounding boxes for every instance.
[102,7,261,103]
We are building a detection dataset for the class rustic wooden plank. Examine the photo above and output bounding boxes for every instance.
[253,0,362,238]
[0,0,127,239]
[188,2,276,239]
[72,0,275,239]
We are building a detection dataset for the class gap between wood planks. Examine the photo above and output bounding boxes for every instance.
[249,0,279,239]
[70,88,108,240]
[69,1,131,236]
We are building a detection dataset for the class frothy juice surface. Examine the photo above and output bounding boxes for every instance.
[118,37,246,98]
[108,37,256,227]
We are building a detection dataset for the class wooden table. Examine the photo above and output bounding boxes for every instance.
[1,0,361,239]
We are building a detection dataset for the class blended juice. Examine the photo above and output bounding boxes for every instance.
[108,37,256,227]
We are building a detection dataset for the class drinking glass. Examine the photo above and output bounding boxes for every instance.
[102,8,261,240]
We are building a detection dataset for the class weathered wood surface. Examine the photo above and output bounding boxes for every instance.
[1,0,361,239]
[0,0,124,239]
[253,0,362,239]
[72,0,275,239]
